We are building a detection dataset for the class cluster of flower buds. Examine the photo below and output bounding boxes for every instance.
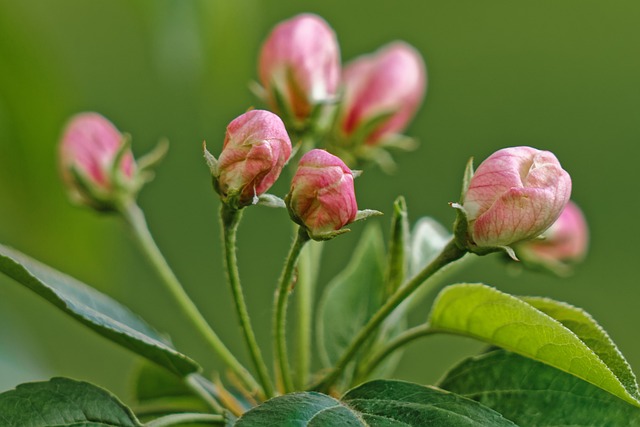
[59,113,166,211]
[257,14,426,169]
[453,146,573,259]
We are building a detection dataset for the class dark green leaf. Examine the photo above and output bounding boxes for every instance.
[235,380,518,426]
[0,244,199,377]
[316,224,386,380]
[0,377,141,426]
[429,283,640,407]
[440,350,640,426]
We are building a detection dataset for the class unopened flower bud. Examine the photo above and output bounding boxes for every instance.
[287,149,358,240]
[59,112,136,210]
[459,146,572,250]
[214,110,292,209]
[516,201,588,272]
[340,42,426,146]
[258,14,340,123]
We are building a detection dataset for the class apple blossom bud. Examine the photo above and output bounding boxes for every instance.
[286,149,358,240]
[59,112,136,209]
[340,42,426,145]
[460,146,572,249]
[258,14,340,122]
[516,201,588,271]
[214,110,292,209]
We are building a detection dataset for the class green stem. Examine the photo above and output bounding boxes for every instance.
[311,239,465,392]
[274,227,310,393]
[295,240,321,389]
[220,204,274,398]
[145,413,225,427]
[119,201,259,395]
[356,323,439,382]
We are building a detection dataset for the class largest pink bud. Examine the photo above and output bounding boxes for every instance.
[287,149,358,240]
[463,146,572,248]
[216,110,292,208]
[340,42,426,145]
[59,112,135,208]
[259,14,340,121]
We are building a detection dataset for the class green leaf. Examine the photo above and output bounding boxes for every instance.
[235,380,518,426]
[439,350,640,426]
[0,244,199,377]
[429,283,640,407]
[408,216,451,277]
[523,296,640,401]
[0,377,142,426]
[384,196,409,297]
[132,362,247,422]
[132,362,209,420]
[316,224,386,378]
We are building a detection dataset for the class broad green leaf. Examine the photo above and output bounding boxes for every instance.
[0,244,199,376]
[235,380,518,426]
[0,377,141,426]
[439,350,640,426]
[429,283,640,407]
[132,361,246,423]
[524,296,640,401]
[316,224,386,373]
[132,362,209,421]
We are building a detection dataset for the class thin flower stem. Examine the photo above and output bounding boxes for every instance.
[119,200,260,395]
[356,323,440,382]
[145,413,226,427]
[221,204,275,398]
[274,227,310,393]
[311,238,465,392]
[295,241,321,389]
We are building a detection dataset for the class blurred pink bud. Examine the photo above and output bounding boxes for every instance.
[216,110,292,207]
[59,112,135,206]
[463,146,572,248]
[259,14,340,120]
[340,42,426,145]
[287,149,357,239]
[519,201,589,264]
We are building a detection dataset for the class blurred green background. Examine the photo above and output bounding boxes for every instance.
[1,0,639,404]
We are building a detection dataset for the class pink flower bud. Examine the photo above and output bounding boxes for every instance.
[216,110,292,208]
[518,201,588,264]
[258,14,340,120]
[59,112,135,207]
[287,149,357,239]
[340,42,426,145]
[462,146,572,248]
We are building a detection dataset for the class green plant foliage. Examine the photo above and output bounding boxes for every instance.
[0,244,199,377]
[0,377,141,426]
[429,283,640,407]
[439,350,640,426]
[316,224,386,378]
[132,362,210,421]
[236,379,518,426]
[523,296,640,401]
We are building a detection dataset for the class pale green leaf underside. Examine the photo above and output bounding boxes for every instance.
[440,350,640,426]
[235,380,518,426]
[0,244,199,376]
[523,296,640,401]
[429,283,640,407]
[0,377,141,426]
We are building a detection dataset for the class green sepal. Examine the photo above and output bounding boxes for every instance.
[203,141,219,176]
[137,138,170,173]
[256,193,285,208]
[354,209,383,223]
